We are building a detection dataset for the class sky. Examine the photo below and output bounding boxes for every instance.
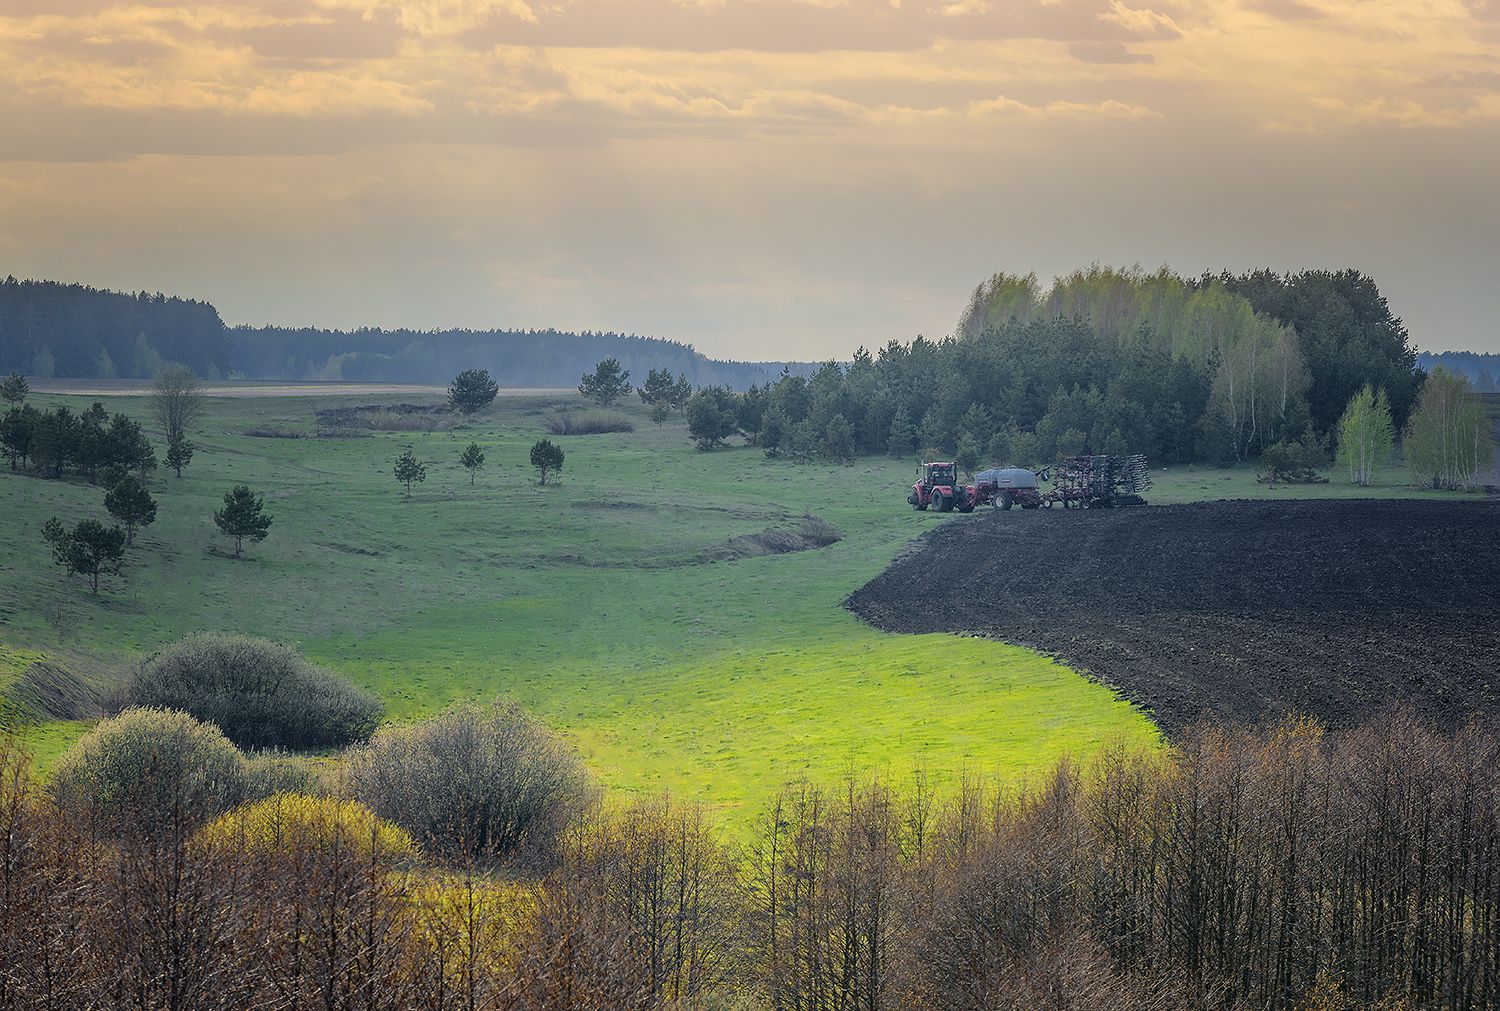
[1,0,1497,360]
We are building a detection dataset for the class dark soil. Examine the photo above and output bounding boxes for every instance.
[846,499,1500,734]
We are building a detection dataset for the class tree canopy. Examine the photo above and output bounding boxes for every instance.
[213,485,272,558]
[448,368,499,414]
[579,358,633,406]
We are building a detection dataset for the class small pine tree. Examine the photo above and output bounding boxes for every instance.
[394,448,427,496]
[43,516,126,594]
[213,485,273,558]
[825,413,855,463]
[955,434,981,478]
[448,369,499,415]
[104,475,157,545]
[165,433,195,478]
[530,438,565,485]
[0,372,27,406]
[579,358,633,406]
[887,406,916,458]
[459,442,485,485]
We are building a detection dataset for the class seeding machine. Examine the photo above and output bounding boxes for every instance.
[908,454,1152,513]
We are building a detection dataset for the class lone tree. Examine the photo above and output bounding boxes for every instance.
[104,475,157,545]
[0,372,28,407]
[530,438,564,485]
[459,442,485,485]
[1335,384,1394,486]
[165,433,195,478]
[448,369,499,415]
[579,358,632,406]
[151,365,204,445]
[394,448,427,496]
[43,517,126,594]
[213,485,272,558]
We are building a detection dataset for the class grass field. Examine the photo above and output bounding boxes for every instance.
[0,389,1477,826]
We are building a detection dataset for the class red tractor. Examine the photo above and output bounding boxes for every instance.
[909,461,974,513]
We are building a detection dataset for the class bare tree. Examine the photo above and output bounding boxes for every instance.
[150,364,204,444]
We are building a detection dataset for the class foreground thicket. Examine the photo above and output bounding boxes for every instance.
[5,712,1500,1009]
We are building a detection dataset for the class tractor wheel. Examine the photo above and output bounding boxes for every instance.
[932,492,948,513]
[912,495,926,511]
[999,492,1014,511]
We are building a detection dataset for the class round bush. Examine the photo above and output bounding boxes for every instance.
[50,707,247,830]
[130,633,384,750]
[341,701,589,863]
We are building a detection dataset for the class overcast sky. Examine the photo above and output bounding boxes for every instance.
[1,0,1497,360]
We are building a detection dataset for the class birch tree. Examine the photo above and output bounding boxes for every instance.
[1403,366,1496,489]
[1334,385,1394,485]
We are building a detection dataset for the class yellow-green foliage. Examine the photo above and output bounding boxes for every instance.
[408,872,539,981]
[200,793,417,864]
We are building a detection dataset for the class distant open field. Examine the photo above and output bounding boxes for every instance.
[26,378,571,398]
[1,385,1482,829]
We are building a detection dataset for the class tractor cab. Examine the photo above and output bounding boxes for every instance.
[920,461,956,488]
[908,461,971,513]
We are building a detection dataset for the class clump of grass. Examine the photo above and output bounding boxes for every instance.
[545,411,635,435]
[244,425,307,439]
[316,403,459,432]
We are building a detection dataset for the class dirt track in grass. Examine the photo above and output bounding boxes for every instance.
[846,499,1500,734]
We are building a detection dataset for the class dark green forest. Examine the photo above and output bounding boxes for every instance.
[1,268,1427,467]
[0,277,803,389]
[698,266,1423,465]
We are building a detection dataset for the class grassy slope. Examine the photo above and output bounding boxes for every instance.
[0,391,1474,825]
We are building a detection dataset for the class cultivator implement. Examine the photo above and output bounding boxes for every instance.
[1041,454,1152,509]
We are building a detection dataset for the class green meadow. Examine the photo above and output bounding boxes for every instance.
[0,390,1468,825]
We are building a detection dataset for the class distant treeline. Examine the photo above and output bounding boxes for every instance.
[0,277,805,389]
[706,266,1423,465]
[1419,351,1500,392]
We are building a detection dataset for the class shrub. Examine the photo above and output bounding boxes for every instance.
[50,707,246,831]
[129,633,384,751]
[544,411,634,436]
[244,751,325,799]
[341,701,590,865]
[198,794,417,863]
[243,425,306,439]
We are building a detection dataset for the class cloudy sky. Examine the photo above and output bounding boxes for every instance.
[1,0,1497,359]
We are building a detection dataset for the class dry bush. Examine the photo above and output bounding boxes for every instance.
[545,410,635,435]
[242,424,306,438]
[341,700,591,865]
[48,707,247,832]
[243,749,324,799]
[130,632,383,750]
